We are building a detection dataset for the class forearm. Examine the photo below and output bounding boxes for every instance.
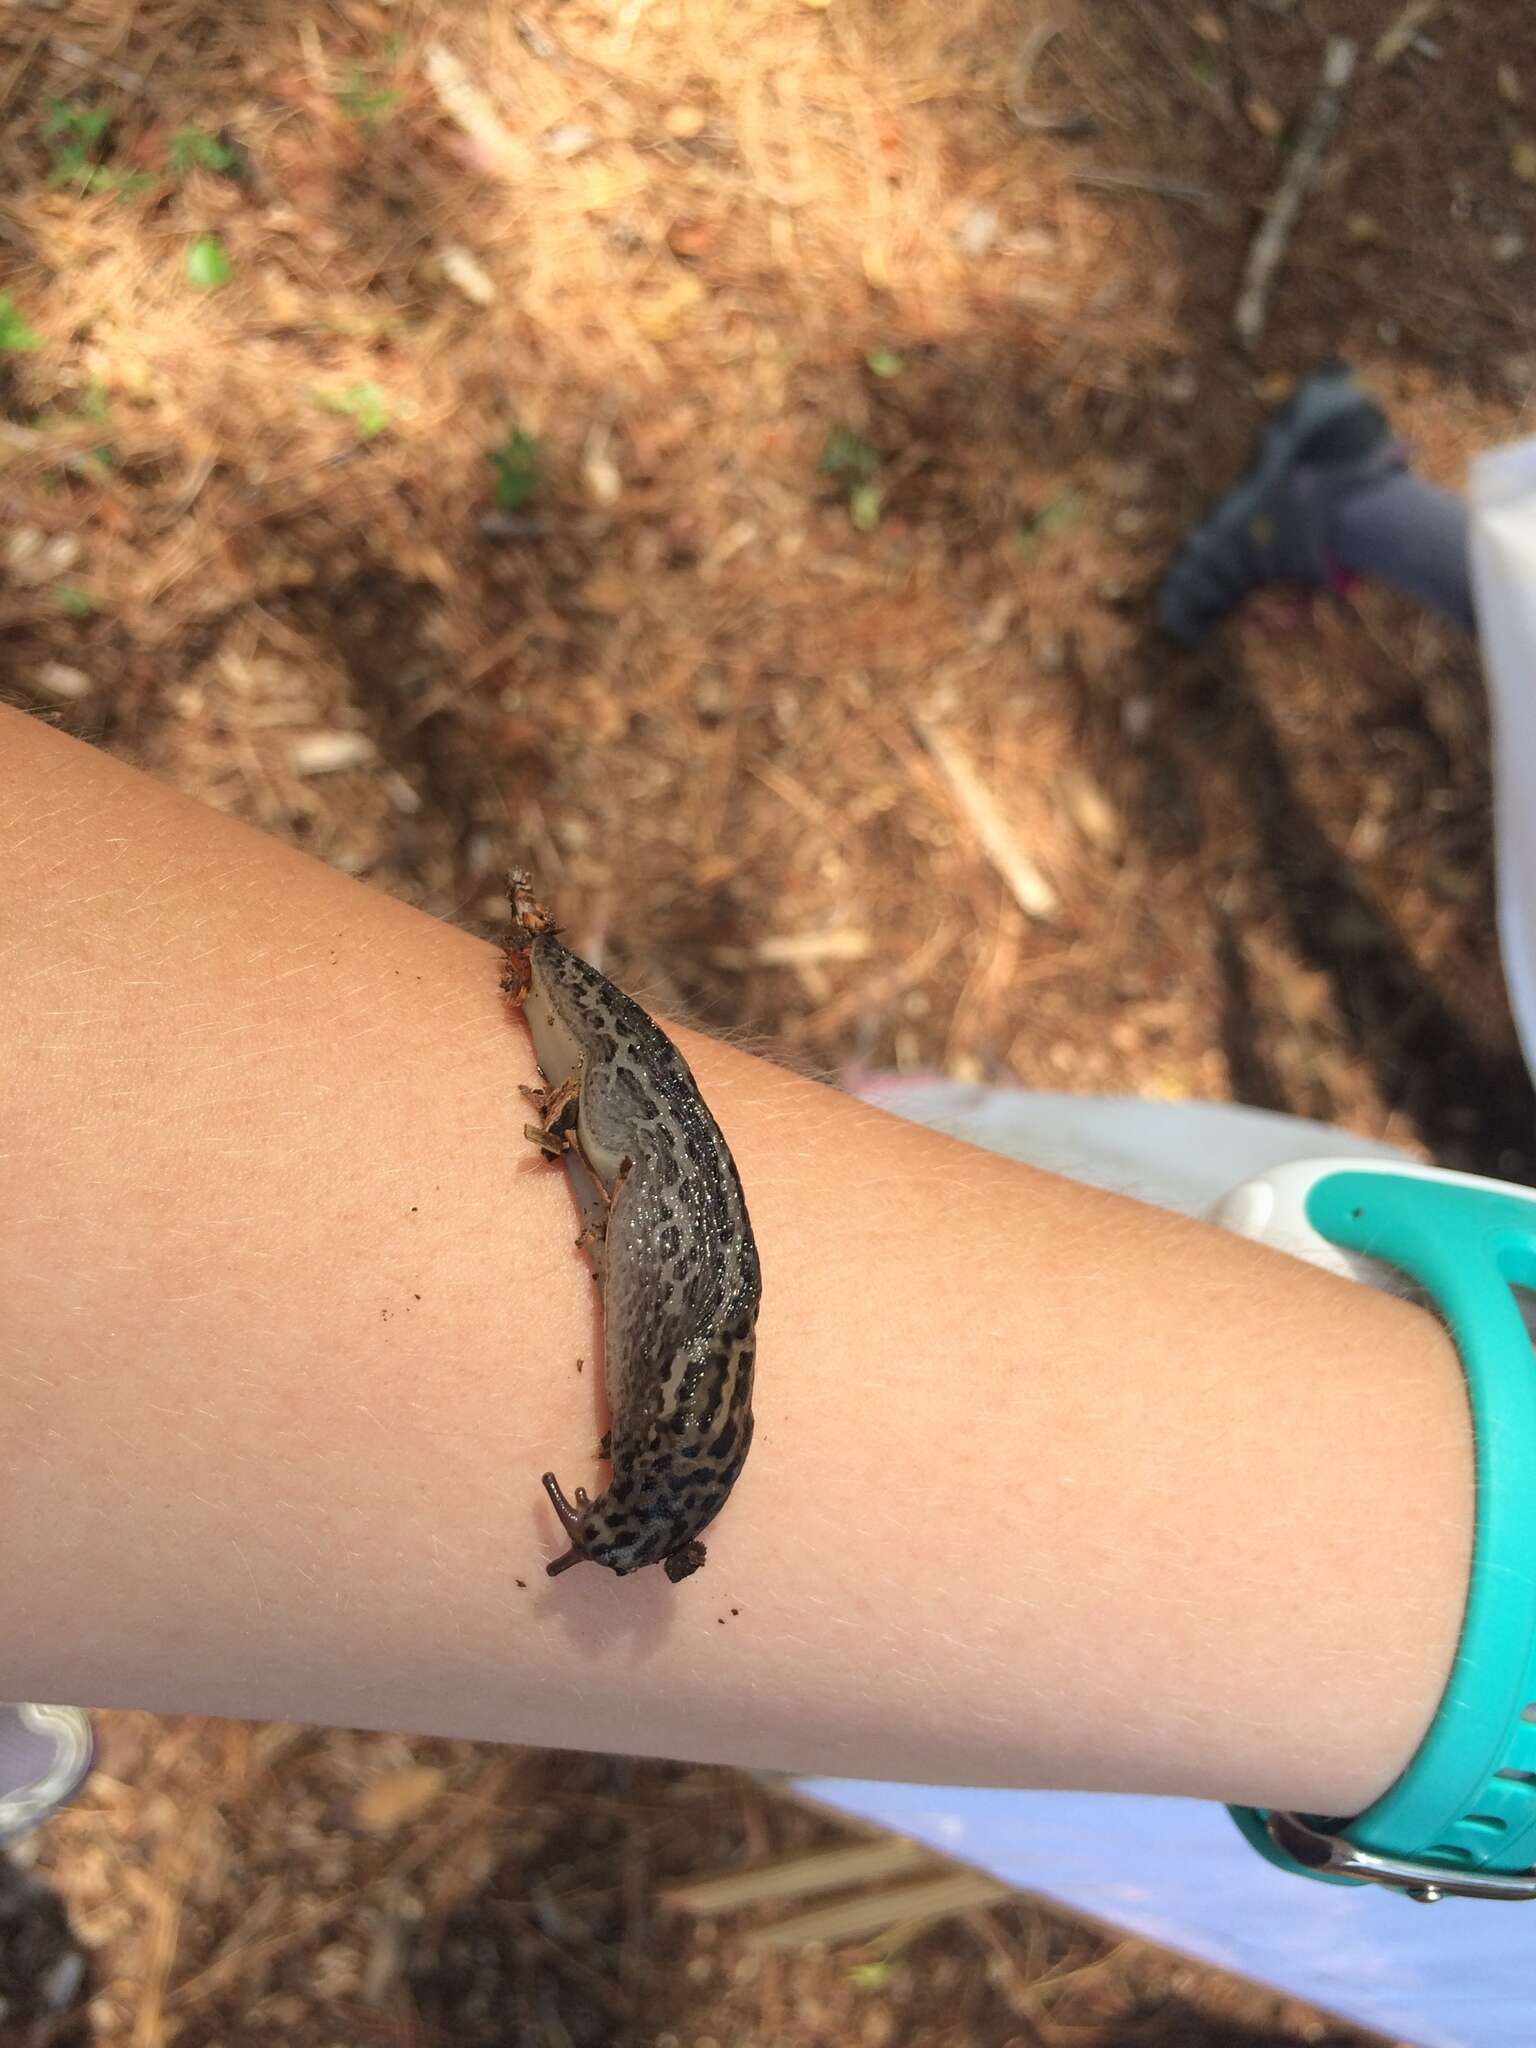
[0,704,1473,1816]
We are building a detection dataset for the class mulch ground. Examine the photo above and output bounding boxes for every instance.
[4,0,1532,2040]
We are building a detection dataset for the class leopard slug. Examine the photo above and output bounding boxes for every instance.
[502,872,761,1583]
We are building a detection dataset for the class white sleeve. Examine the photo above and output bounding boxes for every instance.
[1469,439,1536,1082]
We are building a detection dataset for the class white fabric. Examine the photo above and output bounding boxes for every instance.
[1470,437,1536,1081]
[848,1076,1405,1217]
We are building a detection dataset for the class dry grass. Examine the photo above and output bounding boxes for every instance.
[6,3,1526,1124]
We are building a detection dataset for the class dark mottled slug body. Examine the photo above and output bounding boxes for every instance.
[502,873,761,1583]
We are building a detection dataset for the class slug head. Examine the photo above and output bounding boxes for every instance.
[542,1470,709,1581]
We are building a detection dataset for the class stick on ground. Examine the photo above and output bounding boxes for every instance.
[1232,35,1358,350]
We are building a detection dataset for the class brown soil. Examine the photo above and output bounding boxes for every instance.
[4,0,1532,2040]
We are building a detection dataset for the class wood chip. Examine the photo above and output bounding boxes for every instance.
[290,730,377,775]
[860,241,893,289]
[1058,768,1121,853]
[914,715,1059,923]
[1372,0,1438,67]
[32,660,92,701]
[713,929,874,968]
[542,123,596,159]
[5,526,81,586]
[757,929,872,966]
[663,104,708,140]
[424,41,532,182]
[440,243,496,305]
[353,1766,449,1833]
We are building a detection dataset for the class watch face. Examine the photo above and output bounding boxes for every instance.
[0,1705,93,1843]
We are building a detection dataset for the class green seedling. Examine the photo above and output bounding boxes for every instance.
[168,128,243,176]
[847,1960,892,1990]
[338,66,401,129]
[820,425,880,480]
[820,425,884,530]
[317,381,393,439]
[44,98,110,185]
[0,293,40,353]
[849,481,883,531]
[1013,488,1083,559]
[43,99,153,199]
[488,428,543,510]
[185,235,233,290]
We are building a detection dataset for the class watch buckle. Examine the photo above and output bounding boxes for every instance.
[1268,1809,1536,1901]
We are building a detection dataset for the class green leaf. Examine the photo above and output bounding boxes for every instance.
[44,99,111,146]
[1015,488,1082,560]
[1034,489,1081,536]
[847,1961,891,1989]
[317,381,392,439]
[168,127,242,176]
[55,585,95,616]
[865,346,904,378]
[48,145,98,189]
[185,235,233,290]
[43,101,116,190]
[0,293,41,353]
[338,66,401,128]
[101,167,156,202]
[819,425,881,479]
[849,480,883,531]
[488,428,543,509]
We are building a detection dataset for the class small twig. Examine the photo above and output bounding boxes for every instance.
[514,11,566,64]
[424,40,532,182]
[1006,22,1094,136]
[1233,35,1358,350]
[661,1837,933,1912]
[1074,166,1217,210]
[50,37,147,93]
[744,1870,1016,1950]
[912,714,1060,924]
[1373,0,1439,66]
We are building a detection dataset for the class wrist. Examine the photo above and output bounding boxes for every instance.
[1215,1157,1536,1897]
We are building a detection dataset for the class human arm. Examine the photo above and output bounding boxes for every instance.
[0,702,1473,1817]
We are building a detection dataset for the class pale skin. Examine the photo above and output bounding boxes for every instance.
[0,703,1474,1819]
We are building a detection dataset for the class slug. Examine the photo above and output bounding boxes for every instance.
[501,872,762,1583]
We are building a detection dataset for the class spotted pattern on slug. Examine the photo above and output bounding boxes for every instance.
[502,872,762,1583]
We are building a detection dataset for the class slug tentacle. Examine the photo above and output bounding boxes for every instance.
[505,872,762,1584]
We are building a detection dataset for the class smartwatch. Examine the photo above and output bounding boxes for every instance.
[1207,1157,1536,1901]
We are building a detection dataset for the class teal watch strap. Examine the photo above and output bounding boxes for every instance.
[1230,1166,1536,1899]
